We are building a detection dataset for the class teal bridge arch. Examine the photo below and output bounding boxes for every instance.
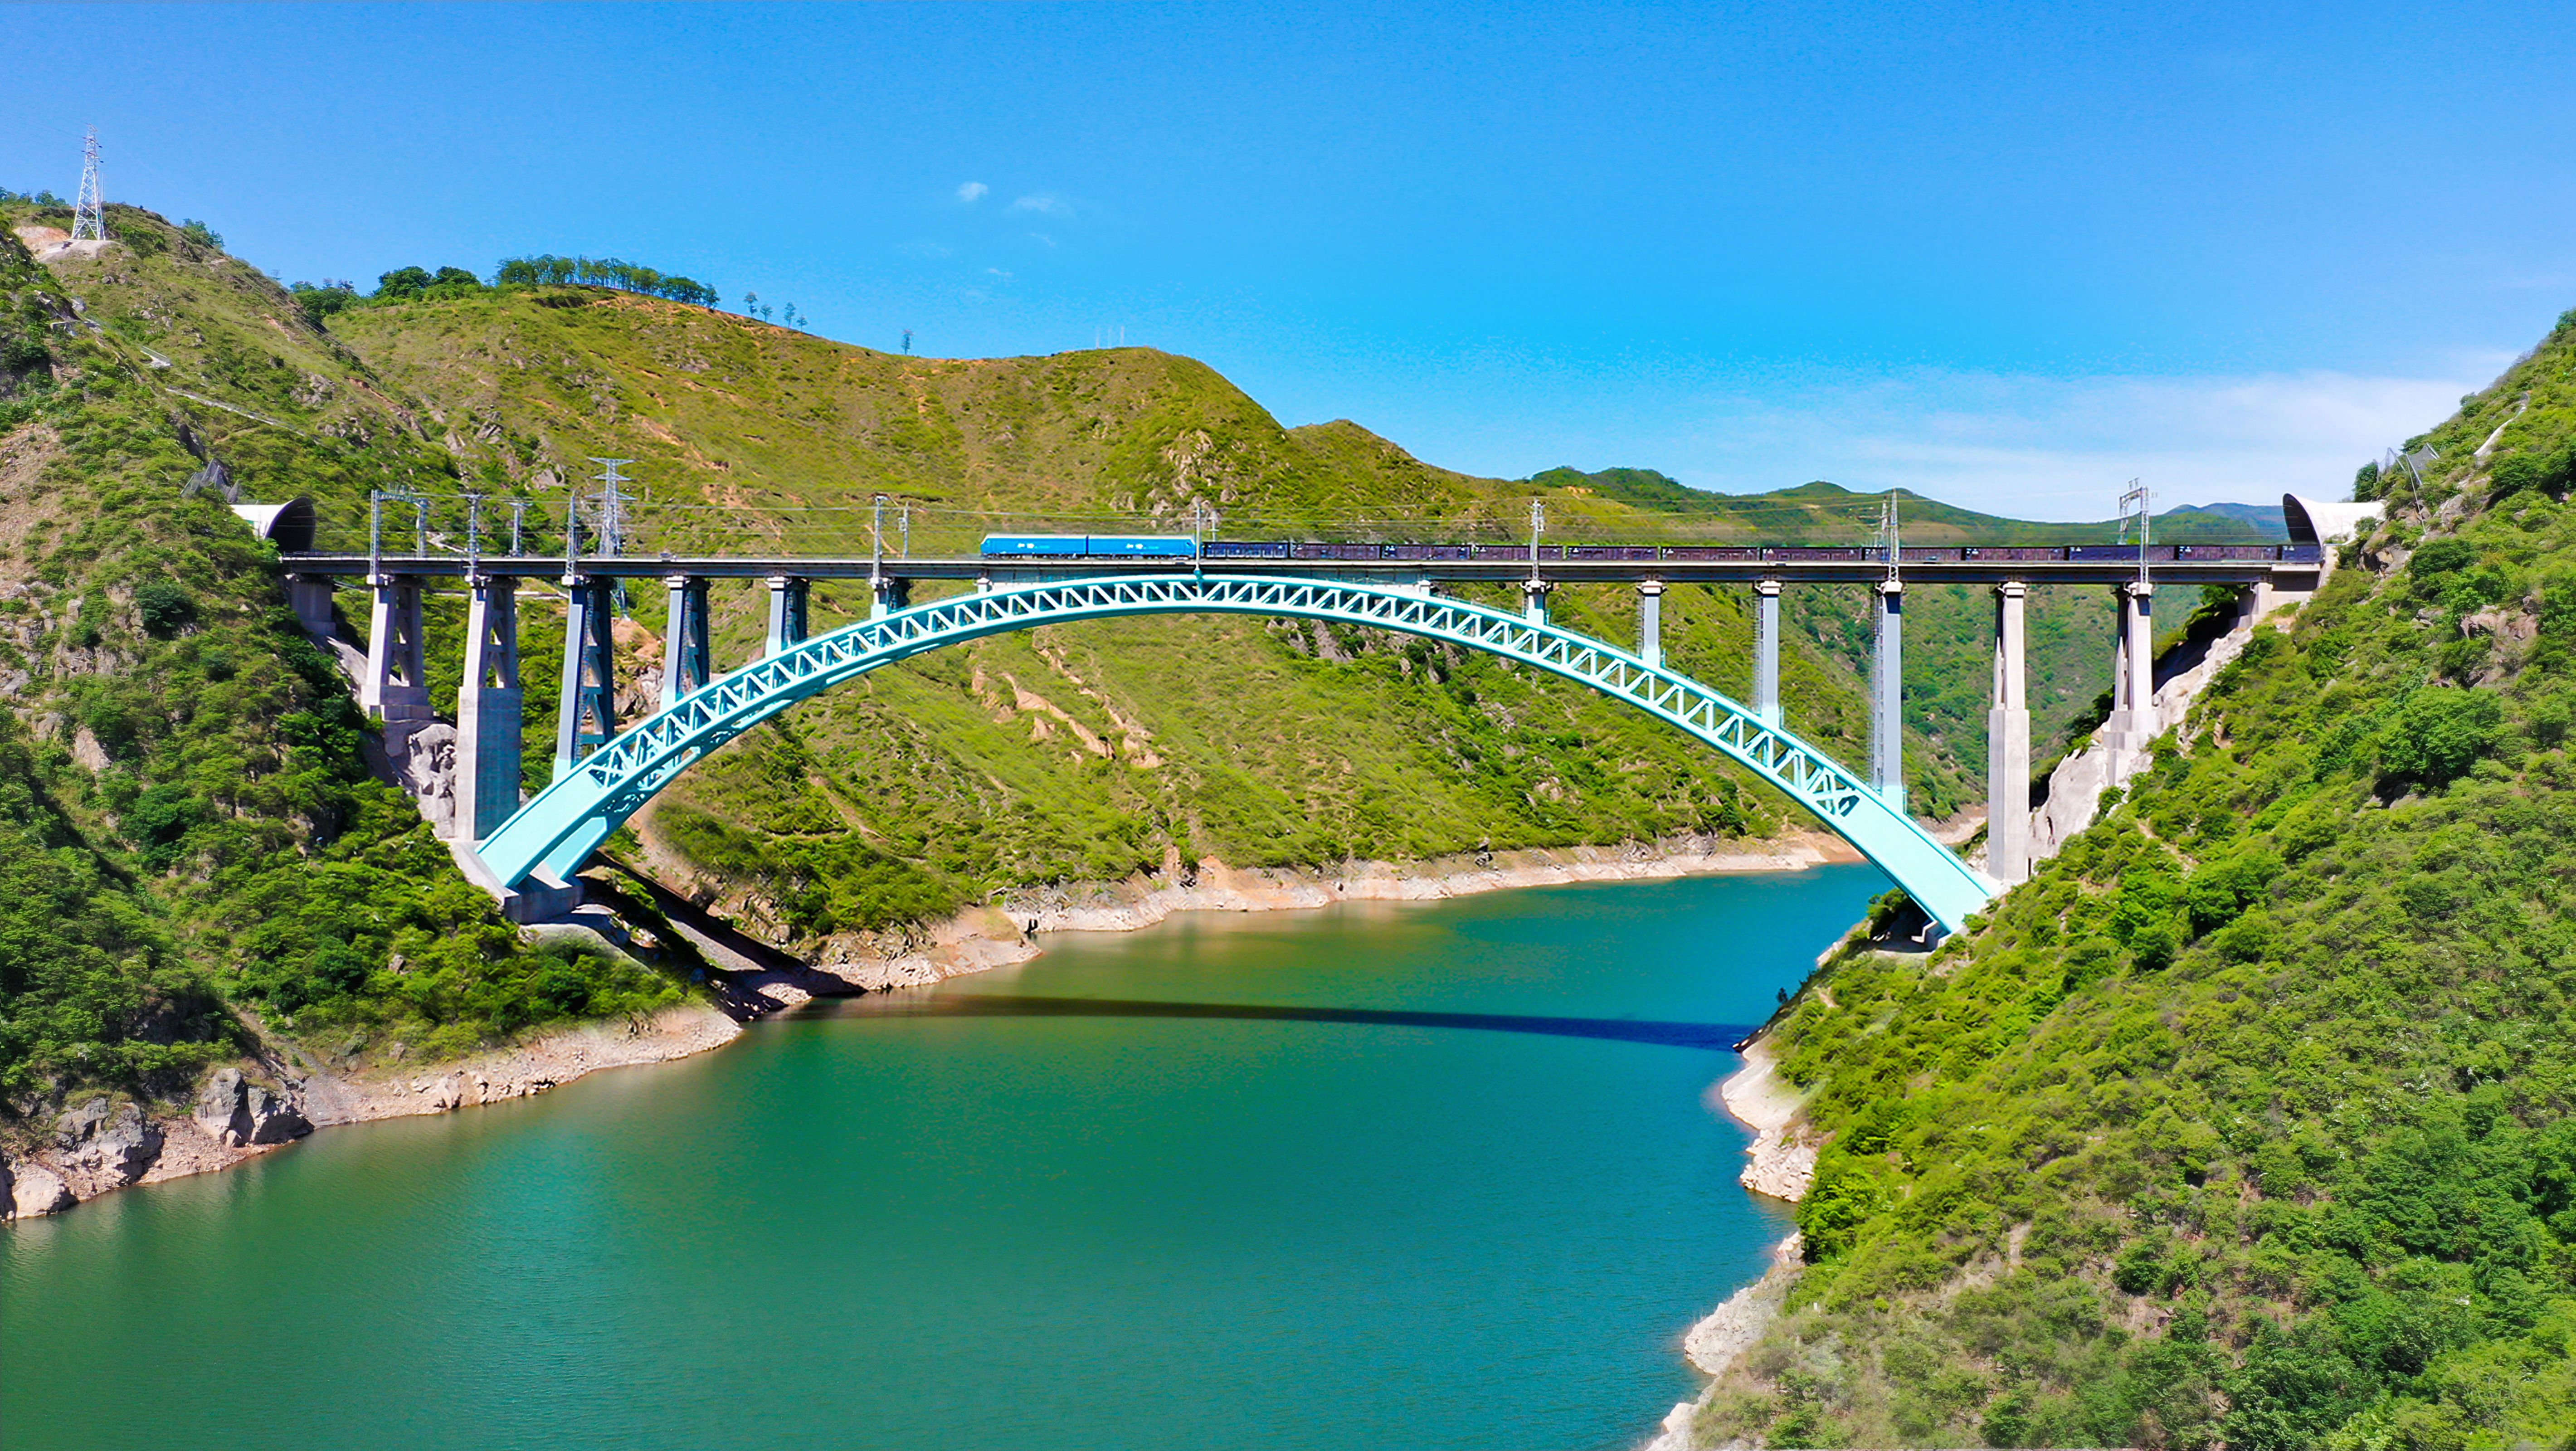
[471,574,1998,931]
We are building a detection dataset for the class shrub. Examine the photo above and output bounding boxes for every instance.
[2381,688,2502,789]
[0,327,48,372]
[373,266,435,300]
[2407,539,2480,590]
[133,579,196,637]
[289,281,359,324]
[2128,919,2180,971]
[178,219,223,250]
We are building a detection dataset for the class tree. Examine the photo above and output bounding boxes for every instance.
[374,266,435,300]
[2380,688,2501,789]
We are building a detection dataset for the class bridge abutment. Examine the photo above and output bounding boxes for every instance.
[288,574,337,637]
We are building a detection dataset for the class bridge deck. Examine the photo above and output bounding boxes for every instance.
[282,553,2317,587]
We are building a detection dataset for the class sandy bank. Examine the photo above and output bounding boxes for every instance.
[1715,1036,1819,1203]
[701,829,1865,996]
[1018,833,1854,935]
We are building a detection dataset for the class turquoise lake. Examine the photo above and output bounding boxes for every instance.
[0,864,1880,1451]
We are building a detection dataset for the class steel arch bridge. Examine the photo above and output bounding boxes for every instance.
[472,575,1997,930]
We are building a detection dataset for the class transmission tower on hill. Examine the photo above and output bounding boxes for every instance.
[70,128,105,243]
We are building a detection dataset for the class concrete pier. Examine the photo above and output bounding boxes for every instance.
[553,576,616,776]
[456,573,522,842]
[765,575,810,656]
[1521,579,1553,626]
[1636,581,1665,667]
[1753,579,1782,726]
[360,574,430,724]
[2106,581,2156,762]
[1871,580,1905,813]
[1986,581,2031,884]
[661,575,710,709]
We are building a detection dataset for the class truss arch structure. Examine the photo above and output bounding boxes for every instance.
[472,575,1997,930]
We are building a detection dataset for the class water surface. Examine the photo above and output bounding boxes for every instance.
[2,864,1880,1451]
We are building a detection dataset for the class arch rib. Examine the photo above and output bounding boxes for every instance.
[472,575,1995,930]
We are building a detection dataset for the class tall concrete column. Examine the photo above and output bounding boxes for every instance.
[661,575,709,709]
[455,573,522,842]
[1986,581,2031,885]
[765,575,810,656]
[1521,579,1553,626]
[287,575,336,638]
[2113,581,2156,751]
[1753,579,1782,726]
[872,576,909,619]
[553,575,616,777]
[360,573,430,723]
[1871,579,1905,813]
[1636,580,1665,667]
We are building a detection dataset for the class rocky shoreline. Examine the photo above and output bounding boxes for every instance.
[1646,1034,1821,1451]
[5,1003,742,1220]
[5,830,1854,1222]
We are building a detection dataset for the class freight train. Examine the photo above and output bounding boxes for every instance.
[978,536,2321,565]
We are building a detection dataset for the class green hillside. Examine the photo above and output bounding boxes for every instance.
[0,207,693,1109]
[1691,311,2576,1449]
[310,269,2044,933]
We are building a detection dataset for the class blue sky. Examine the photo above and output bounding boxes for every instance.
[6,2,2571,518]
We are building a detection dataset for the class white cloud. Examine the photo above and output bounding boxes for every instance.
[986,267,1013,280]
[955,181,988,203]
[1654,367,2498,519]
[1011,193,1071,217]
[1025,231,1056,248]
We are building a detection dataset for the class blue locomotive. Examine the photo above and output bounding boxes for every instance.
[979,535,1199,559]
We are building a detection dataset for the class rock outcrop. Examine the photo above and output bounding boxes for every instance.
[1718,1041,1816,1202]
[53,1097,164,1197]
[9,1162,73,1217]
[192,1068,312,1146]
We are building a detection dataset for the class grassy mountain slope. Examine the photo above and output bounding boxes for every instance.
[0,207,694,1116]
[315,279,2040,935]
[1691,312,2576,1450]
